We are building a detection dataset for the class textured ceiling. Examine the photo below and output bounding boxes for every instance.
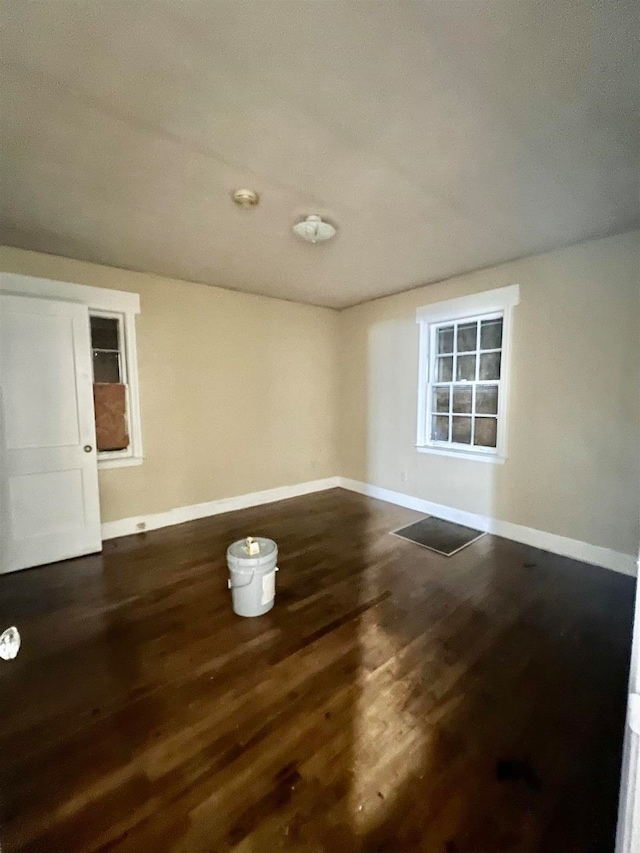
[1,1,638,308]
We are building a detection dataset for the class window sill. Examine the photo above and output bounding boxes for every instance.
[98,456,144,470]
[415,445,506,464]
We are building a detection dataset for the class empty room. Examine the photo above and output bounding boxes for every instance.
[1,2,639,851]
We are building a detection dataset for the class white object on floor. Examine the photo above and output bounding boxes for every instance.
[0,626,20,660]
[226,537,278,617]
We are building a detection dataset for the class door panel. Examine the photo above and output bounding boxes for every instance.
[10,470,85,538]
[3,311,81,448]
[0,294,102,572]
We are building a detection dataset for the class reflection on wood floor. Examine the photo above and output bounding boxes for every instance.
[0,488,635,852]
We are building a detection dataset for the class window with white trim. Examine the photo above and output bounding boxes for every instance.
[416,285,519,462]
[88,306,143,468]
[89,311,133,462]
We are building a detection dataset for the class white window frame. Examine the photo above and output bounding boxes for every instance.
[0,272,143,469]
[416,284,520,464]
[89,308,143,467]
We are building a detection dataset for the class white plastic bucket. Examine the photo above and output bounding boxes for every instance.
[226,537,278,617]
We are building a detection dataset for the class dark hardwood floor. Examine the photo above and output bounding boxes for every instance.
[0,488,635,852]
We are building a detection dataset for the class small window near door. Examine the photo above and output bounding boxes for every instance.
[91,316,122,383]
[90,314,130,455]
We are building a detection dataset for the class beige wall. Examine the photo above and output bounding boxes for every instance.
[1,231,638,556]
[0,247,340,523]
[338,230,640,557]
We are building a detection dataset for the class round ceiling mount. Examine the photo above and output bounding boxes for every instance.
[293,214,337,243]
[231,188,260,208]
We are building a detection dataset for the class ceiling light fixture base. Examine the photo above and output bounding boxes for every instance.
[293,214,337,243]
[232,188,260,208]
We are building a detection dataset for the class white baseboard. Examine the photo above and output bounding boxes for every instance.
[337,478,638,577]
[101,474,636,577]
[101,477,340,541]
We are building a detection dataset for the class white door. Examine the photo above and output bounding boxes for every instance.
[616,566,640,852]
[0,294,102,573]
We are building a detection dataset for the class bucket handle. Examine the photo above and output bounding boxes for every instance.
[228,571,254,590]
[227,566,279,590]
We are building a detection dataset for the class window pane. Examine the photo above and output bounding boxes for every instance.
[452,416,472,444]
[456,321,477,353]
[479,352,501,380]
[452,385,472,413]
[456,354,476,381]
[474,417,497,447]
[93,351,120,383]
[432,415,449,442]
[437,356,453,382]
[475,384,499,415]
[434,386,450,413]
[437,326,454,354]
[480,318,502,350]
[90,316,119,351]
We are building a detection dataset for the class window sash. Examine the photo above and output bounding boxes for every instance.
[90,313,126,384]
[425,311,503,454]
[89,310,132,460]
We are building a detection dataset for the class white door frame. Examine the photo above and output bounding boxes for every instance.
[616,554,640,852]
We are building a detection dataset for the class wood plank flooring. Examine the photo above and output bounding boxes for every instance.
[0,488,635,852]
